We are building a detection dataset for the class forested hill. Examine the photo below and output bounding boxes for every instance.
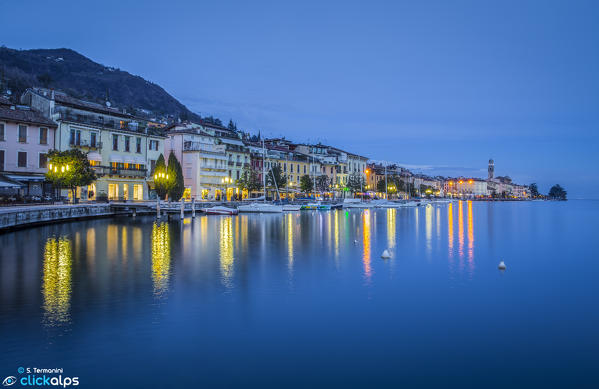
[0,46,200,121]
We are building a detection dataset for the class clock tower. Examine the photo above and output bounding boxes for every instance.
[488,159,494,180]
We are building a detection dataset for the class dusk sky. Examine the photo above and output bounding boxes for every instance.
[2,0,598,197]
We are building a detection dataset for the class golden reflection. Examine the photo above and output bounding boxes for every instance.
[86,228,96,269]
[151,222,171,298]
[287,213,294,271]
[133,227,142,261]
[425,205,432,252]
[362,210,372,283]
[386,208,396,249]
[448,203,454,257]
[219,217,234,288]
[458,200,464,259]
[121,226,128,264]
[334,210,339,260]
[107,224,118,260]
[467,200,474,268]
[42,237,72,326]
[200,216,208,245]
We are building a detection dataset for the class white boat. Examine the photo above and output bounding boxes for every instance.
[238,202,283,213]
[343,199,373,209]
[282,204,302,211]
[374,201,419,208]
[203,206,239,215]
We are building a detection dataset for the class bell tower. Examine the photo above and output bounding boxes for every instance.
[488,159,494,180]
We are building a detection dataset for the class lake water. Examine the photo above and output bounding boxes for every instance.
[1,201,598,388]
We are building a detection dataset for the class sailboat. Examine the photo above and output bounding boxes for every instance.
[238,141,282,213]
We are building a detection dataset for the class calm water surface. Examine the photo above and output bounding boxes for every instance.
[1,201,598,388]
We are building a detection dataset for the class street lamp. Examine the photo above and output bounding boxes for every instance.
[222,176,233,201]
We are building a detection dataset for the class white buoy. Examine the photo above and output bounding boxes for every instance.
[381,249,391,259]
[498,260,506,270]
[354,239,358,244]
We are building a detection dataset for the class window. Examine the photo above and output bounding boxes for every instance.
[0,150,4,171]
[39,153,48,168]
[112,134,119,151]
[124,136,130,152]
[283,163,287,172]
[133,184,143,200]
[39,127,48,145]
[150,160,156,174]
[303,165,306,174]
[0,123,5,141]
[18,125,27,143]
[236,171,240,179]
[136,137,141,153]
[108,184,119,200]
[70,129,81,145]
[90,132,97,148]
[18,151,27,168]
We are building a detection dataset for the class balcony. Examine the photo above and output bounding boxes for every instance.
[70,140,102,150]
[228,161,234,166]
[236,162,242,167]
[93,166,147,178]
[58,112,146,133]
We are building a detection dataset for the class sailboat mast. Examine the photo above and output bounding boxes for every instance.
[385,163,388,199]
[262,140,266,202]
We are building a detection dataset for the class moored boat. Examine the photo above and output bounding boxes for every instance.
[238,203,283,213]
[203,206,239,215]
[282,204,302,211]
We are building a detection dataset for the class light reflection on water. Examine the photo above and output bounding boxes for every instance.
[42,237,72,327]
[1,202,597,386]
[151,222,171,298]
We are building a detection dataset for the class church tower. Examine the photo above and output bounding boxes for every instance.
[488,159,494,180]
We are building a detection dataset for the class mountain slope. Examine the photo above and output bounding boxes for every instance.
[0,47,200,121]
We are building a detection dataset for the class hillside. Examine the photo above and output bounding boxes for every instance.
[0,46,200,121]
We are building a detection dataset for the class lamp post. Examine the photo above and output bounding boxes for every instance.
[48,162,71,202]
[222,176,233,201]
[154,171,169,200]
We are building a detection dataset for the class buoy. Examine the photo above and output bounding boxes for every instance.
[354,239,358,244]
[381,249,391,259]
[498,260,506,270]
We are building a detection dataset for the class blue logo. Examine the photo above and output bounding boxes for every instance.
[17,368,24,375]
[2,376,16,386]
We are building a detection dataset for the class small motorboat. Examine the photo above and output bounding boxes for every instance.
[202,206,239,215]
[238,203,283,213]
[282,204,302,211]
[303,202,331,210]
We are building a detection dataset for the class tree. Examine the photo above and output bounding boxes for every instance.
[167,152,184,201]
[154,154,169,200]
[548,184,567,200]
[46,149,96,202]
[227,119,237,131]
[267,164,287,192]
[236,168,261,193]
[346,172,364,196]
[315,175,330,193]
[37,73,52,88]
[376,179,387,193]
[300,174,313,193]
[529,183,540,198]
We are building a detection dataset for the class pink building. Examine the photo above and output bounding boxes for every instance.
[0,102,57,196]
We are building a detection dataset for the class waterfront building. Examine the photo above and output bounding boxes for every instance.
[164,122,228,200]
[21,88,165,201]
[0,102,57,196]
[444,178,489,198]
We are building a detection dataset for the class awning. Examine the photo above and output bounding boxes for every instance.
[136,157,146,165]
[88,152,102,161]
[6,175,45,182]
[124,157,137,164]
[0,181,23,188]
[110,155,124,163]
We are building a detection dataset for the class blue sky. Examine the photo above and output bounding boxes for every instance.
[2,0,598,197]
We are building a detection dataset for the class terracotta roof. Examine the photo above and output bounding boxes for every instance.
[0,107,57,127]
[29,88,131,118]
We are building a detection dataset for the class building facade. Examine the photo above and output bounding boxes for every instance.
[22,88,164,201]
[0,102,57,196]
